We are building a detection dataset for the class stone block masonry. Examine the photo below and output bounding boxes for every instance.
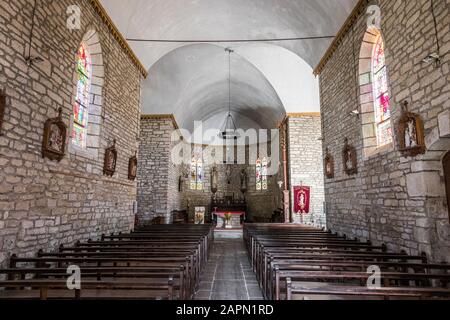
[137,121,282,223]
[287,116,326,228]
[319,0,450,262]
[0,0,142,266]
[137,116,178,224]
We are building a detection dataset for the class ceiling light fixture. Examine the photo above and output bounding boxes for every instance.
[349,109,360,117]
[219,48,240,140]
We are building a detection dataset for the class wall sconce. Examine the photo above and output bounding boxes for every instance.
[422,53,440,66]
[349,109,360,117]
[25,55,45,67]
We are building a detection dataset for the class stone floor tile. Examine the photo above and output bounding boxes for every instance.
[193,232,263,301]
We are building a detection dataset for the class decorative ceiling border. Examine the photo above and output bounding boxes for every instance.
[277,112,321,128]
[313,0,370,76]
[89,0,148,78]
[287,112,321,118]
[140,114,179,129]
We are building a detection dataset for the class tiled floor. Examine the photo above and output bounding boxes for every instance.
[194,230,264,300]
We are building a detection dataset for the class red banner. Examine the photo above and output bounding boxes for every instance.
[294,186,311,214]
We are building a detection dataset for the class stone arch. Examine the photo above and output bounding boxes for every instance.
[358,27,394,159]
[68,28,104,160]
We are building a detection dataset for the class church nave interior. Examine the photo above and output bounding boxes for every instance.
[0,0,449,303]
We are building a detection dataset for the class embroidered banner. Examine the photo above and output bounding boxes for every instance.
[294,186,311,214]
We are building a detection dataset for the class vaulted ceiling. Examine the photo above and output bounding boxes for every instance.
[100,0,357,134]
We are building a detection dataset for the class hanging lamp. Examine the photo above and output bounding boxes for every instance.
[219,48,240,140]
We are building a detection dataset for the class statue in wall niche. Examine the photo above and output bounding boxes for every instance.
[397,101,426,157]
[211,166,219,199]
[42,107,67,162]
[103,139,117,177]
[240,169,248,196]
[226,165,232,184]
[342,138,358,175]
[178,175,184,192]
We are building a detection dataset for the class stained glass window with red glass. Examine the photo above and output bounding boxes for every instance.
[72,42,92,148]
[371,35,393,146]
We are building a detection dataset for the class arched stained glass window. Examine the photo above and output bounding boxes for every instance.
[190,156,204,190]
[72,42,92,148]
[371,35,392,146]
[256,157,268,191]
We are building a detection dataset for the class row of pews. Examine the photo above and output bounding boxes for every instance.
[0,224,214,300]
[244,224,450,300]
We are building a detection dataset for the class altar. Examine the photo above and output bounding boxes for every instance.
[213,211,245,228]
[211,196,247,229]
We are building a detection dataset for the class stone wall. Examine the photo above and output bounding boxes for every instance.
[0,0,142,266]
[136,121,282,222]
[137,116,177,224]
[167,130,184,219]
[319,0,450,261]
[177,142,281,222]
[287,116,326,227]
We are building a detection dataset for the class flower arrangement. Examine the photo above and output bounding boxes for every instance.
[223,213,233,229]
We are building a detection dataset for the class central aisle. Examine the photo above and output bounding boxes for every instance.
[194,230,264,300]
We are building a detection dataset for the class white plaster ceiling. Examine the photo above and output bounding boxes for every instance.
[100,0,356,132]
[140,43,285,134]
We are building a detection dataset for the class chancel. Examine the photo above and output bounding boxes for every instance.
[0,0,449,303]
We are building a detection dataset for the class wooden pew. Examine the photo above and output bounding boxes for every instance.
[0,278,174,300]
[286,278,450,300]
[244,223,450,301]
[0,224,214,300]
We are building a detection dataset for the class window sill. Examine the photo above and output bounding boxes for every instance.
[68,141,98,161]
[364,142,394,160]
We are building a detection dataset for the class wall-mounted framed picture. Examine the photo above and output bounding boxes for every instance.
[342,138,358,175]
[324,147,334,179]
[42,107,67,162]
[194,207,205,225]
[0,91,5,135]
[128,152,137,181]
[103,139,117,177]
[397,101,426,157]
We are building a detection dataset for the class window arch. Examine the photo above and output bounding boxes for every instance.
[256,157,268,191]
[72,42,92,148]
[69,29,104,158]
[359,29,393,157]
[190,149,204,191]
[371,34,392,147]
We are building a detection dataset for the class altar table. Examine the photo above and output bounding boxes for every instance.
[213,211,246,228]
